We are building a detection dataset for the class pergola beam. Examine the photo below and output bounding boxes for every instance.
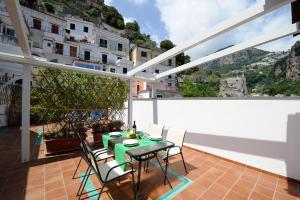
[0,52,156,82]
[127,0,295,77]
[156,23,300,79]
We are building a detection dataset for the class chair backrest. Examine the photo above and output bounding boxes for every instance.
[147,124,165,136]
[81,140,104,182]
[165,128,187,147]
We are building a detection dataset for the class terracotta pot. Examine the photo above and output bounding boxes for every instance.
[45,137,85,155]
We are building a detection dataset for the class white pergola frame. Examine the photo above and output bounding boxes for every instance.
[1,0,299,162]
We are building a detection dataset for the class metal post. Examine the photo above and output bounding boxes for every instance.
[128,80,133,129]
[21,64,31,162]
[151,82,156,99]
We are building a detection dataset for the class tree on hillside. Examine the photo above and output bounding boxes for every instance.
[160,40,175,51]
[176,53,191,66]
[125,21,140,32]
[102,5,125,29]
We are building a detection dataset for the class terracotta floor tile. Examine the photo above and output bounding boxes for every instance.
[273,191,298,200]
[253,184,275,198]
[250,191,272,200]
[225,191,248,200]
[187,182,207,196]
[45,187,67,200]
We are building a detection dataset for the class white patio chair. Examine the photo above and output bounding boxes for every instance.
[74,129,114,192]
[145,123,165,136]
[78,140,135,200]
[158,128,188,184]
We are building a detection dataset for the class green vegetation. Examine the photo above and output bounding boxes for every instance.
[102,5,125,29]
[159,39,191,67]
[294,41,300,56]
[180,70,221,97]
[123,21,157,49]
[261,78,300,96]
[31,68,129,124]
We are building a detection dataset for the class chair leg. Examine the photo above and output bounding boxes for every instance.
[78,168,92,199]
[77,166,90,196]
[155,156,172,189]
[73,156,83,179]
[97,183,105,200]
[180,151,188,174]
[164,157,169,185]
[131,172,136,197]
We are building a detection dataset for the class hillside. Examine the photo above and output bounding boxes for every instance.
[20,0,158,49]
[201,47,270,74]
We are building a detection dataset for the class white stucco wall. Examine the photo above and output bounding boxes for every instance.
[128,98,300,180]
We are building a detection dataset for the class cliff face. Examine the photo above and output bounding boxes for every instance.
[273,41,300,80]
[286,41,300,80]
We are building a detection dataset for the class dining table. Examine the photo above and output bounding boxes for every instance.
[102,131,175,200]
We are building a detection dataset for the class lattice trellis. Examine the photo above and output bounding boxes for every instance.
[31,67,129,137]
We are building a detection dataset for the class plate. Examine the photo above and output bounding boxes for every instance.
[109,132,122,137]
[123,139,138,146]
[149,135,162,141]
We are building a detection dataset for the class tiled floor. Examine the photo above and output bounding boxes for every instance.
[0,127,299,200]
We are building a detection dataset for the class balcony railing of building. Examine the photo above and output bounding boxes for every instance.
[0,34,18,46]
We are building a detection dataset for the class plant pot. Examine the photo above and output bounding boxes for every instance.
[45,137,85,155]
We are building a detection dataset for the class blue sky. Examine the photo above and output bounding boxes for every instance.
[105,0,168,44]
[106,0,299,59]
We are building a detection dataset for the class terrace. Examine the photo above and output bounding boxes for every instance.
[0,0,300,200]
[0,126,299,200]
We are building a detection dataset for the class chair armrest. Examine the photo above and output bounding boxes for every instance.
[104,161,134,182]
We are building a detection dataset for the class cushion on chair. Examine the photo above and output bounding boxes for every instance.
[98,160,132,182]
[158,147,181,160]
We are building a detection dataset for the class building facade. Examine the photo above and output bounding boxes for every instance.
[130,46,179,98]
[0,1,133,75]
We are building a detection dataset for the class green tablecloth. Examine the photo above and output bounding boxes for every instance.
[102,131,158,170]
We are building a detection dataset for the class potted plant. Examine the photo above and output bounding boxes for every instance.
[44,122,87,155]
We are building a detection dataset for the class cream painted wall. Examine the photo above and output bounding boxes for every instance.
[127,99,300,180]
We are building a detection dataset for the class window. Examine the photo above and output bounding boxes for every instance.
[84,51,90,60]
[100,39,107,48]
[118,43,123,51]
[84,26,88,33]
[70,23,75,30]
[70,46,77,57]
[168,75,172,79]
[155,69,159,74]
[141,51,147,58]
[33,18,41,30]
[51,24,59,34]
[70,36,75,41]
[110,68,115,73]
[168,59,172,66]
[47,43,51,47]
[123,68,127,74]
[55,43,63,55]
[117,57,122,60]
[102,54,107,63]
[137,85,140,93]
[6,28,15,36]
